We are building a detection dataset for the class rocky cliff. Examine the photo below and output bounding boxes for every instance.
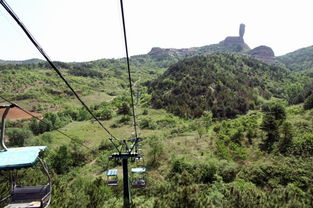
[145,24,278,65]
[248,46,276,64]
[219,24,250,51]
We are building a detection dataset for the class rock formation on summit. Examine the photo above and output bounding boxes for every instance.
[248,46,276,64]
[220,24,250,51]
[145,24,277,65]
[239,23,245,39]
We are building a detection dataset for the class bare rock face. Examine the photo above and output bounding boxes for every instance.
[147,24,277,65]
[220,24,250,51]
[148,47,164,55]
[248,45,276,64]
[239,24,245,39]
[148,47,200,61]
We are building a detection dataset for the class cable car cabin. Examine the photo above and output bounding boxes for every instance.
[106,169,118,186]
[131,167,146,188]
[131,154,144,163]
[0,105,51,208]
[0,147,51,208]
[129,144,142,153]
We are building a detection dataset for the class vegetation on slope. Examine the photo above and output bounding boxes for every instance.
[1,45,313,207]
[2,97,313,207]
[148,53,290,119]
[0,57,165,112]
[277,45,313,71]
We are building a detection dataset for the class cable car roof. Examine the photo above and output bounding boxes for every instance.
[106,169,118,176]
[0,146,47,170]
[131,167,146,173]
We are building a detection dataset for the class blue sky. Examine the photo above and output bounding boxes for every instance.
[0,0,313,62]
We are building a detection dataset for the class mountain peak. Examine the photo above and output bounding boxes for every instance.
[248,45,276,64]
[219,24,250,51]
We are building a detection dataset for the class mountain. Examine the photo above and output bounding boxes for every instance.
[0,24,278,68]
[137,24,278,67]
[6,24,313,72]
[147,53,289,119]
[248,46,276,65]
[277,45,313,71]
[137,24,251,68]
[0,58,44,64]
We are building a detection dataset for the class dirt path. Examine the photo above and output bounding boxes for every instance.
[0,108,42,120]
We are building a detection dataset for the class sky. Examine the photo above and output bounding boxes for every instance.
[0,0,313,62]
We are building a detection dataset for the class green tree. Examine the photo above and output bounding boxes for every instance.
[29,118,40,135]
[139,117,156,130]
[77,107,92,121]
[7,128,33,147]
[148,136,164,168]
[201,111,213,129]
[278,121,293,154]
[117,102,131,115]
[303,94,313,110]
[38,118,53,133]
[50,145,73,174]
[86,177,112,208]
[97,108,113,120]
[260,103,286,152]
[196,126,206,143]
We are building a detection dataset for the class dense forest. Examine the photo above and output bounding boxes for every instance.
[277,45,313,71]
[1,41,313,207]
[148,54,294,118]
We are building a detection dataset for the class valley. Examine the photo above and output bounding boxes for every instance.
[1,24,313,207]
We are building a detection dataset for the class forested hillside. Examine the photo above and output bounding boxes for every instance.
[0,57,165,112]
[278,45,313,71]
[1,42,313,207]
[148,54,291,118]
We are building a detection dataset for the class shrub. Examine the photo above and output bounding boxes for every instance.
[169,157,237,184]
[117,102,131,115]
[41,133,53,143]
[148,136,164,168]
[118,115,131,124]
[215,140,232,160]
[260,102,286,152]
[62,107,80,121]
[77,107,92,121]
[50,144,88,174]
[289,134,313,157]
[142,108,149,115]
[278,121,293,154]
[224,179,263,208]
[96,108,113,120]
[29,112,72,135]
[303,94,313,110]
[86,178,113,208]
[50,145,73,174]
[156,117,176,128]
[139,117,157,130]
[7,128,33,147]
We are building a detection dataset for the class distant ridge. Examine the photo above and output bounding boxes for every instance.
[0,58,44,64]
[146,24,251,62]
[3,24,313,70]
[145,24,276,65]
[277,45,313,71]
